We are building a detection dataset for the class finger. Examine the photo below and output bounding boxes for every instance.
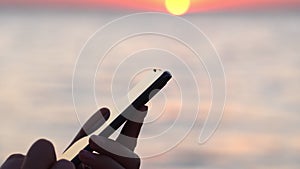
[117,105,148,150]
[22,139,56,169]
[51,159,75,169]
[1,154,25,169]
[65,108,110,152]
[79,150,125,169]
[82,108,110,135]
[89,135,140,169]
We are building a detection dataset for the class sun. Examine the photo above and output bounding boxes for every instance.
[165,0,191,15]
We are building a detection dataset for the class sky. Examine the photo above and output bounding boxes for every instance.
[1,0,300,13]
[0,0,300,168]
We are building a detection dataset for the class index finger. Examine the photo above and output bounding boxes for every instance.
[116,105,148,151]
[64,108,110,152]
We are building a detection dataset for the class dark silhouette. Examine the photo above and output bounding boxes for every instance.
[1,105,148,169]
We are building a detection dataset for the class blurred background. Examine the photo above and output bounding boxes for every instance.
[0,0,300,169]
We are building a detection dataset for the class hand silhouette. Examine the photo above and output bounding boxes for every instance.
[1,139,75,169]
[78,105,147,169]
[1,105,147,169]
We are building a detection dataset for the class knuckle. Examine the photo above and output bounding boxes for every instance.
[34,138,53,148]
[7,153,24,160]
[56,159,75,169]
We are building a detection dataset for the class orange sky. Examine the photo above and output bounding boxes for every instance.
[1,0,300,13]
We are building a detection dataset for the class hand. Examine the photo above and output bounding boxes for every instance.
[1,139,75,169]
[78,105,148,169]
[1,105,147,169]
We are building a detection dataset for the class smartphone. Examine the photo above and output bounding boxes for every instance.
[61,69,172,165]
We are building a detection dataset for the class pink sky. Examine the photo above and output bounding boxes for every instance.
[1,0,300,13]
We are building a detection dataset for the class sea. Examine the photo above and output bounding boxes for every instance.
[0,8,299,169]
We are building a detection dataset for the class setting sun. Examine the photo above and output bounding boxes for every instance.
[165,0,190,15]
